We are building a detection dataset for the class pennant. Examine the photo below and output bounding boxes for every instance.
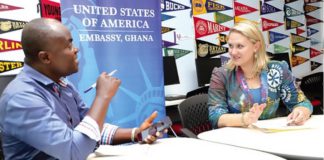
[285,17,304,30]
[0,60,24,73]
[290,33,309,44]
[261,18,283,31]
[234,16,259,25]
[214,12,233,24]
[0,38,22,52]
[310,48,322,58]
[296,28,305,35]
[164,48,191,59]
[0,3,23,12]
[284,5,303,17]
[234,1,258,16]
[268,52,291,70]
[291,55,308,67]
[161,0,190,12]
[291,44,308,55]
[162,27,175,34]
[162,40,177,48]
[193,17,230,38]
[218,33,227,46]
[260,2,282,15]
[310,38,320,46]
[196,39,228,58]
[311,61,322,71]
[305,15,323,26]
[268,31,289,44]
[304,0,323,4]
[40,0,61,21]
[285,0,298,4]
[304,4,320,13]
[0,18,27,34]
[274,44,289,53]
[220,55,230,66]
[161,14,175,21]
[192,0,207,15]
[192,0,232,16]
[206,1,232,13]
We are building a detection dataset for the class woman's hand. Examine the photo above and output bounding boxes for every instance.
[287,107,311,126]
[244,103,266,125]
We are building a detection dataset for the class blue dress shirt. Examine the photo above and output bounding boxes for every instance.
[0,65,98,160]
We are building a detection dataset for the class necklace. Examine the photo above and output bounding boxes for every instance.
[244,72,259,81]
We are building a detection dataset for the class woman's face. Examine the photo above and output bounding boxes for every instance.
[228,31,258,68]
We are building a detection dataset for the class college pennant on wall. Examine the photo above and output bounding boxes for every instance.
[161,14,175,21]
[262,17,283,31]
[291,55,308,67]
[0,38,22,52]
[39,0,61,21]
[164,48,191,59]
[162,40,178,48]
[291,44,308,55]
[305,15,323,26]
[311,61,322,71]
[268,31,289,44]
[285,17,304,30]
[234,1,258,16]
[161,0,190,12]
[274,44,289,53]
[284,5,304,17]
[310,38,321,46]
[290,33,309,44]
[218,33,227,46]
[162,26,175,34]
[285,0,299,4]
[193,17,230,38]
[192,0,232,16]
[296,27,305,35]
[214,12,233,24]
[310,48,322,58]
[260,2,282,15]
[304,4,320,13]
[0,60,24,73]
[0,3,23,12]
[0,18,27,34]
[196,39,228,58]
[234,16,259,25]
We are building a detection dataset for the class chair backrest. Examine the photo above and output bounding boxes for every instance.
[300,72,323,96]
[186,86,209,98]
[178,94,211,136]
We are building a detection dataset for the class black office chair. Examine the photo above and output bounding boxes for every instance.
[177,94,211,138]
[300,72,323,114]
[186,86,209,98]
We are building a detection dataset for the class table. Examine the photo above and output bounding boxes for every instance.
[87,137,285,160]
[165,99,185,107]
[198,115,324,160]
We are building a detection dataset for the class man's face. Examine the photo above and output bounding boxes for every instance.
[47,25,79,77]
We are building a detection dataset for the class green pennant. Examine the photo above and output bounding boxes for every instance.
[164,48,191,59]
[274,44,289,53]
[214,12,233,24]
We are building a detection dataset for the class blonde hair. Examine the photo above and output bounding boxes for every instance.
[226,20,269,74]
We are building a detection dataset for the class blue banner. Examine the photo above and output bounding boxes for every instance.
[60,0,165,127]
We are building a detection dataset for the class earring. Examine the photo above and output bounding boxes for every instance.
[254,53,257,59]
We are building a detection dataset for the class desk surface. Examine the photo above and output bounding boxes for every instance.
[165,98,185,107]
[198,115,324,160]
[88,137,285,160]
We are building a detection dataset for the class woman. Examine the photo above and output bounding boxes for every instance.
[208,21,313,128]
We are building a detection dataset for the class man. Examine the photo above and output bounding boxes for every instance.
[0,18,162,160]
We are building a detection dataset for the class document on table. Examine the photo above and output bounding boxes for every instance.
[251,117,314,133]
[93,144,150,157]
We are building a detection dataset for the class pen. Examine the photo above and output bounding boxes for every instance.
[84,69,117,93]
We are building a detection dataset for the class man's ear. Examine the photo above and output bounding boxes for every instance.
[38,51,51,64]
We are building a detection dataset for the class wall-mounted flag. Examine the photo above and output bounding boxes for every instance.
[162,0,190,13]
[304,4,320,13]
[193,17,230,38]
[0,3,23,12]
[262,17,283,31]
[164,48,191,59]
[196,39,228,58]
[268,31,289,44]
[234,1,258,16]
[214,12,233,24]
[290,33,309,44]
[274,44,289,53]
[310,48,322,58]
[284,5,303,17]
[305,15,323,26]
[260,2,282,15]
[0,18,27,34]
[285,17,304,30]
[0,38,22,52]
[0,60,24,73]
[311,61,322,71]
[291,55,308,67]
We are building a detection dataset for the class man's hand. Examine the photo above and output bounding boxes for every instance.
[137,111,167,144]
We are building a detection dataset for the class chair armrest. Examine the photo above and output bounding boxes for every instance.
[181,128,197,138]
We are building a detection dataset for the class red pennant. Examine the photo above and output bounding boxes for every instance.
[234,2,258,16]
[296,28,305,35]
[0,38,22,52]
[193,17,230,39]
[0,3,23,12]
[261,18,283,31]
[310,48,322,58]
[40,0,61,21]
[305,15,323,26]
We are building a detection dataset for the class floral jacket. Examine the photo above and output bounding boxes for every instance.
[208,60,313,128]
